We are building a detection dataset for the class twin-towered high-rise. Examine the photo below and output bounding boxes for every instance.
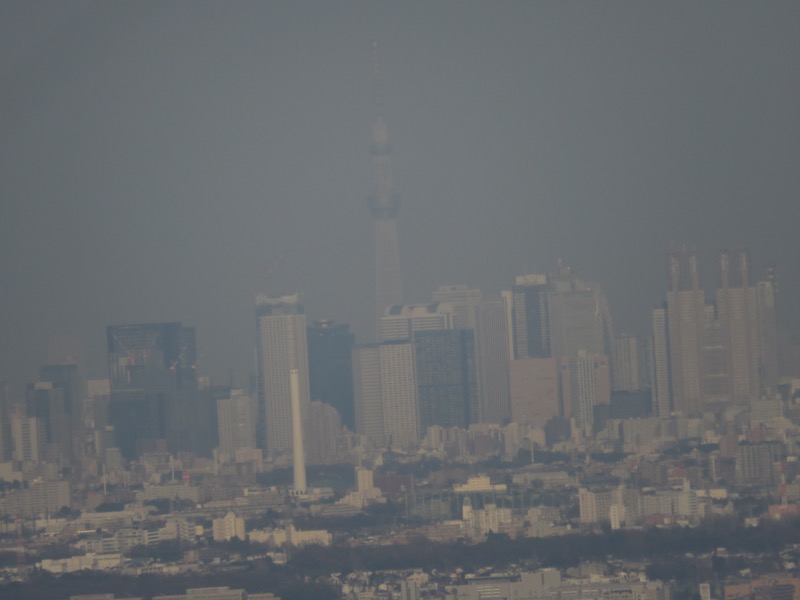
[652,247,780,416]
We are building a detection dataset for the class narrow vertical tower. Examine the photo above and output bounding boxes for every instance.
[368,41,403,338]
[290,368,307,493]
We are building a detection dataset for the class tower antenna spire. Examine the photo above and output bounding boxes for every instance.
[372,40,384,115]
[367,41,402,339]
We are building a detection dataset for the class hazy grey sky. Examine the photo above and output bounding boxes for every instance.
[2,1,799,385]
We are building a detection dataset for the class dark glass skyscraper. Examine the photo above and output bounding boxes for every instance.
[40,363,83,460]
[511,275,550,360]
[414,329,478,432]
[106,322,197,458]
[25,381,70,464]
[307,320,355,431]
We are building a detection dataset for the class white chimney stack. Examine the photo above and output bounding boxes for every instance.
[290,368,307,493]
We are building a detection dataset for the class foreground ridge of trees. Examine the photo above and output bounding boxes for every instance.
[289,517,800,574]
[2,517,798,599]
[0,568,339,600]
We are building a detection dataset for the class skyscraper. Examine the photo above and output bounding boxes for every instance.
[650,306,671,417]
[511,274,550,360]
[414,329,478,432]
[716,249,760,403]
[216,389,257,462]
[39,363,83,462]
[756,273,780,390]
[255,293,311,461]
[379,341,418,450]
[473,298,512,424]
[433,286,511,424]
[369,41,403,337]
[307,320,355,430]
[613,334,641,392]
[11,410,42,463]
[25,382,69,464]
[665,249,707,415]
[432,285,481,329]
[546,272,614,364]
[380,303,455,342]
[509,357,559,427]
[0,382,12,462]
[306,400,342,466]
[352,344,385,447]
[106,322,196,458]
[560,351,610,428]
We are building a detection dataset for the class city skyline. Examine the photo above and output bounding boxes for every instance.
[2,2,799,386]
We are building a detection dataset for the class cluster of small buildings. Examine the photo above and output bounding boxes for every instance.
[67,589,279,600]
[335,566,672,600]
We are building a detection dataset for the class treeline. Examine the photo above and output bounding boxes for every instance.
[3,517,798,599]
[0,568,339,600]
[287,516,800,575]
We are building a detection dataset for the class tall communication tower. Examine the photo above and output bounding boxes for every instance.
[368,41,403,339]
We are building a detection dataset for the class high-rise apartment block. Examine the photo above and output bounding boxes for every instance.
[255,293,311,462]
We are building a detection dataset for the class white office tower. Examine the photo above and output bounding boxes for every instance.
[11,412,42,463]
[290,368,307,493]
[379,303,455,342]
[432,284,481,329]
[216,390,257,463]
[255,293,311,461]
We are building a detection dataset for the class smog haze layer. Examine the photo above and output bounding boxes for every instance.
[1,1,798,384]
